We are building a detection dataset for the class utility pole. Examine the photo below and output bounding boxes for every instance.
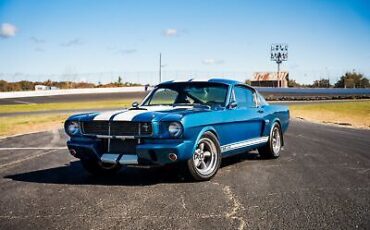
[277,54,281,87]
[159,53,162,83]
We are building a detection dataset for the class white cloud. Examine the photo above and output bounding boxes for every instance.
[163,28,178,37]
[202,58,224,65]
[0,23,17,38]
[61,38,84,47]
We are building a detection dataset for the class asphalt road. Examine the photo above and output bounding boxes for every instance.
[0,120,369,229]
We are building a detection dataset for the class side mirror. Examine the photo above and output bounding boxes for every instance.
[227,101,237,109]
[132,101,139,108]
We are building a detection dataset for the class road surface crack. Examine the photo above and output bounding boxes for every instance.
[213,182,247,230]
[180,194,187,210]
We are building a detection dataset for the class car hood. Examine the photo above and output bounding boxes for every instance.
[68,105,214,123]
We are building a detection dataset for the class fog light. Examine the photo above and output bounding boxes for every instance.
[168,153,177,161]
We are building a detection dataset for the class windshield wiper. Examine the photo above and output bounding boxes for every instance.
[173,103,211,109]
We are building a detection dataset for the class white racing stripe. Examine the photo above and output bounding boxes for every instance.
[93,110,127,121]
[113,110,150,121]
[221,136,269,153]
[113,105,192,121]
[93,106,193,121]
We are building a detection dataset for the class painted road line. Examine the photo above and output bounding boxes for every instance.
[0,149,61,170]
[0,147,67,151]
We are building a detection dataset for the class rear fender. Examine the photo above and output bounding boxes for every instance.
[263,118,284,146]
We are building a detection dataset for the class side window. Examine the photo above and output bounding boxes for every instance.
[234,86,256,108]
[257,92,269,106]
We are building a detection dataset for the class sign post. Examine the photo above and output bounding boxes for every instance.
[271,44,288,87]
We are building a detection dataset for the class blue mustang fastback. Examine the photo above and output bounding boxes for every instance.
[65,79,289,180]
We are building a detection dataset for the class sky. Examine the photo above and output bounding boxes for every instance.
[0,0,369,84]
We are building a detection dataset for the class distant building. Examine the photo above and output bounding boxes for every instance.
[250,72,289,88]
[34,85,59,91]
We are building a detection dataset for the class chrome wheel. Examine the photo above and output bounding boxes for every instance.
[258,123,283,159]
[271,126,281,155]
[193,137,218,176]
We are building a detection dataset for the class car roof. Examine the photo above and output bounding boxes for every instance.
[158,78,242,86]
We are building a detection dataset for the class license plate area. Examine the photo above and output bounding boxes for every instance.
[108,139,138,154]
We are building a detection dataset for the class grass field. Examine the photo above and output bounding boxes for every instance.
[289,100,370,128]
[0,99,132,114]
[0,99,135,137]
[0,114,69,137]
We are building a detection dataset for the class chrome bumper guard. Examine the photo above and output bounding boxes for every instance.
[100,153,138,165]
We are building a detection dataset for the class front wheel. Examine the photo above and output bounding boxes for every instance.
[258,122,282,159]
[80,159,121,176]
[187,132,221,181]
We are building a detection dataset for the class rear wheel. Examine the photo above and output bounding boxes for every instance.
[187,132,221,181]
[80,159,121,176]
[258,123,282,159]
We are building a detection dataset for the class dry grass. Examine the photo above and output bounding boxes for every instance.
[0,114,69,137]
[0,99,135,137]
[0,99,133,114]
[289,100,370,129]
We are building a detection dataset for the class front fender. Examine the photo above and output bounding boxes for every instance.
[190,126,220,156]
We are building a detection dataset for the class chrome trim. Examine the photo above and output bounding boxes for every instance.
[96,135,136,139]
[101,153,119,164]
[107,122,111,152]
[96,135,112,138]
[221,136,269,153]
[115,135,136,139]
[138,122,141,144]
[119,154,138,165]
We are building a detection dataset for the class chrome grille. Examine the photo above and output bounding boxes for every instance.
[81,121,152,136]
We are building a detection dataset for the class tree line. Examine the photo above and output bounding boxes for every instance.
[0,77,141,92]
[288,71,369,88]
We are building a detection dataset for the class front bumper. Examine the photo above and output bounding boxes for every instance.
[67,138,194,166]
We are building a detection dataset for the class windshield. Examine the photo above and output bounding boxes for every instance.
[143,83,229,107]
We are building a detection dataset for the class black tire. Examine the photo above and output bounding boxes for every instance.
[80,159,121,176]
[258,122,282,159]
[187,132,221,181]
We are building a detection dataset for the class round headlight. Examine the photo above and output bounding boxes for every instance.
[67,121,80,136]
[168,122,183,137]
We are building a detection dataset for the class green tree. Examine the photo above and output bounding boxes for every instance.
[288,78,301,87]
[0,80,8,91]
[334,71,369,88]
[312,79,331,88]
